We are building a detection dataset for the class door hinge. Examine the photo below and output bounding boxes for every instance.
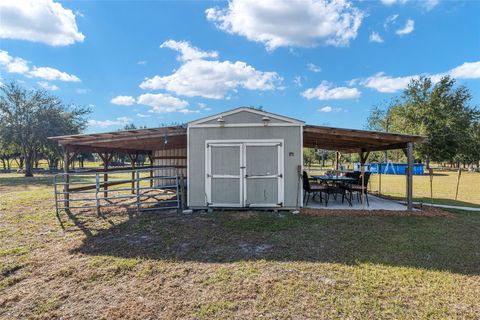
[278,174,283,178]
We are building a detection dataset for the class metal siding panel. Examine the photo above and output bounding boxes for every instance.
[202,110,289,125]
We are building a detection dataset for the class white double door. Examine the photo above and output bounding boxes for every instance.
[206,140,284,207]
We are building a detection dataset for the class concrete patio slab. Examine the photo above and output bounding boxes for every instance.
[305,194,408,211]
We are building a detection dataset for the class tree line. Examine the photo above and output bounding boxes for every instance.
[0,81,90,176]
[367,76,479,168]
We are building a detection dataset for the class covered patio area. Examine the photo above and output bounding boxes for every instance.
[302,125,425,211]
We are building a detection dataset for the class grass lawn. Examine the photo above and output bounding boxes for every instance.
[1,173,479,319]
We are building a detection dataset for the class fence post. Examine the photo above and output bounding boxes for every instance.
[179,172,185,210]
[136,170,141,212]
[95,173,100,216]
[455,168,462,201]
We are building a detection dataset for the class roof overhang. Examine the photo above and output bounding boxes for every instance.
[48,126,187,153]
[303,125,425,153]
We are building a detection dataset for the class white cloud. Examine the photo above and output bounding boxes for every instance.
[318,106,345,113]
[302,81,361,100]
[0,50,80,82]
[448,61,480,79]
[160,40,218,61]
[136,113,150,118]
[37,81,59,91]
[355,61,480,93]
[396,19,415,36]
[198,103,212,111]
[358,72,414,93]
[381,0,407,6]
[384,14,399,30]
[29,67,80,82]
[0,0,85,46]
[110,95,136,106]
[423,0,440,11]
[319,106,332,112]
[293,76,303,87]
[307,63,321,73]
[140,41,281,99]
[137,60,147,65]
[88,117,132,128]
[206,0,364,51]
[369,32,384,43]
[137,93,190,113]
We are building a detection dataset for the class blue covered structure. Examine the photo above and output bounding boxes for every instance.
[354,162,425,175]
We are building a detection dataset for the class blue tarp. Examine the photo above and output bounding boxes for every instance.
[354,162,425,175]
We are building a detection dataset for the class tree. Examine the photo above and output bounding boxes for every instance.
[365,76,479,167]
[0,81,90,176]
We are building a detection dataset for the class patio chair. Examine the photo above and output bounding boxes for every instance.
[303,171,327,205]
[343,172,371,206]
[325,185,352,207]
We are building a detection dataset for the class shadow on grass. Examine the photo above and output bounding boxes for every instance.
[0,173,93,188]
[72,210,480,276]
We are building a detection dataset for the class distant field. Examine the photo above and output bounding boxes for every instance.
[306,165,480,208]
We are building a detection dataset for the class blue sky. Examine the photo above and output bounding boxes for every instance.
[1,0,479,132]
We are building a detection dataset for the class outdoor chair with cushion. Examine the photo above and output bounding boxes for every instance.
[303,171,327,205]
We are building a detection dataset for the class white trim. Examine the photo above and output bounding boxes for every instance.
[189,107,304,126]
[190,123,301,128]
[187,125,190,207]
[299,125,304,207]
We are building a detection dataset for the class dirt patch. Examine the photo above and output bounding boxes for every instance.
[300,205,453,217]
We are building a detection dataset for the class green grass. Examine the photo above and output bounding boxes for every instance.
[0,172,479,319]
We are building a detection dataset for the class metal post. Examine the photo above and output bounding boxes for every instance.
[63,148,70,210]
[406,142,414,211]
[54,174,59,216]
[378,165,382,196]
[95,173,100,216]
[136,170,140,212]
[455,168,462,201]
[179,172,185,210]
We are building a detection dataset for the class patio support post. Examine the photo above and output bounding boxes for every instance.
[335,151,340,171]
[98,152,113,199]
[406,142,414,211]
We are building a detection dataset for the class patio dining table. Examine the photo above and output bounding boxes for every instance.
[311,175,357,207]
[311,175,356,184]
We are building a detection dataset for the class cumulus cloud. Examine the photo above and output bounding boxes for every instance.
[88,117,132,128]
[0,0,85,46]
[136,113,150,118]
[354,61,480,93]
[302,81,361,100]
[396,19,415,36]
[358,72,414,93]
[160,40,218,61]
[369,32,384,43]
[423,0,440,11]
[198,102,212,111]
[206,0,364,51]
[29,67,80,82]
[137,93,190,113]
[140,40,281,99]
[0,50,80,82]
[37,81,59,91]
[307,63,321,73]
[110,95,136,106]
